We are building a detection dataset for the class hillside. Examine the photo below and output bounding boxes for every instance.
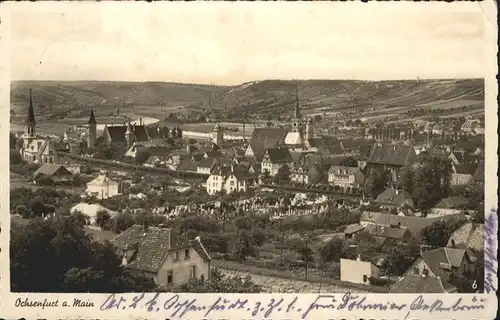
[10,81,226,115]
[11,79,484,121]
[201,79,484,119]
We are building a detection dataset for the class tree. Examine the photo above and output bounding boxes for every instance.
[319,237,345,264]
[111,213,136,233]
[10,216,156,292]
[364,168,389,198]
[233,230,255,262]
[383,239,419,276]
[173,268,262,293]
[351,231,379,259]
[340,156,357,167]
[95,210,111,229]
[274,165,291,185]
[288,237,314,263]
[420,217,467,248]
[398,166,415,194]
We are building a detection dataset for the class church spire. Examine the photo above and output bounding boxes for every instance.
[88,109,96,124]
[294,86,301,120]
[26,88,36,126]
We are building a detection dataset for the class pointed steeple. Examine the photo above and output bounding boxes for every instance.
[294,86,301,120]
[26,88,36,126]
[88,109,96,125]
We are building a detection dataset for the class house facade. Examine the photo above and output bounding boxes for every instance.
[261,147,293,176]
[86,175,121,199]
[366,143,418,183]
[113,225,211,288]
[327,166,365,188]
[206,165,250,195]
[340,257,380,285]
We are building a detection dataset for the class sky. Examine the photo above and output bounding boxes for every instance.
[7,2,489,85]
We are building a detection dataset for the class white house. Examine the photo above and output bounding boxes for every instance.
[327,166,365,188]
[340,256,380,285]
[206,164,251,195]
[86,175,122,199]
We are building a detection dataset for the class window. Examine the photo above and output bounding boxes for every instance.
[363,275,368,283]
[414,267,419,274]
[190,266,196,279]
[185,249,190,260]
[174,251,179,261]
[167,270,173,284]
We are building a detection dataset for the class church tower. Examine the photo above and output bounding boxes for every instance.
[125,121,134,147]
[212,123,224,147]
[87,109,97,148]
[291,86,304,134]
[25,88,36,138]
[305,117,314,140]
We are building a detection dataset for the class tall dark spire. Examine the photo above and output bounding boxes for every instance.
[88,109,97,124]
[26,88,36,125]
[294,86,301,120]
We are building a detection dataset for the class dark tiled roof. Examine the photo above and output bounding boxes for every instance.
[198,157,217,169]
[420,247,468,290]
[177,158,199,172]
[473,160,484,181]
[341,138,375,150]
[375,189,414,207]
[343,224,365,235]
[435,196,470,209]
[265,147,293,164]
[328,165,362,175]
[390,275,446,293]
[367,143,416,166]
[454,164,477,175]
[105,125,150,143]
[360,212,463,241]
[33,164,72,178]
[112,225,210,273]
[248,127,288,160]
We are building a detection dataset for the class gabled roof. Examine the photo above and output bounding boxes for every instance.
[340,138,375,150]
[198,157,217,169]
[420,247,469,290]
[328,165,362,175]
[367,143,416,166]
[87,175,119,186]
[34,164,72,178]
[248,127,288,160]
[343,224,365,235]
[375,189,414,207]
[176,157,199,172]
[435,196,469,209]
[112,225,211,273]
[104,125,150,143]
[453,163,477,175]
[473,160,484,181]
[360,211,463,241]
[447,223,484,252]
[264,147,293,164]
[390,274,446,293]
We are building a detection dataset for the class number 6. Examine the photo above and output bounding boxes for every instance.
[472,280,477,290]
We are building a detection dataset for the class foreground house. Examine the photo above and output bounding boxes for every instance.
[86,175,122,199]
[33,163,73,184]
[112,225,211,288]
[390,274,448,293]
[403,247,473,293]
[340,256,380,285]
[374,188,415,210]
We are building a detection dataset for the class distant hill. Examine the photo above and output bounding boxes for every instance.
[10,80,226,113]
[11,79,484,120]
